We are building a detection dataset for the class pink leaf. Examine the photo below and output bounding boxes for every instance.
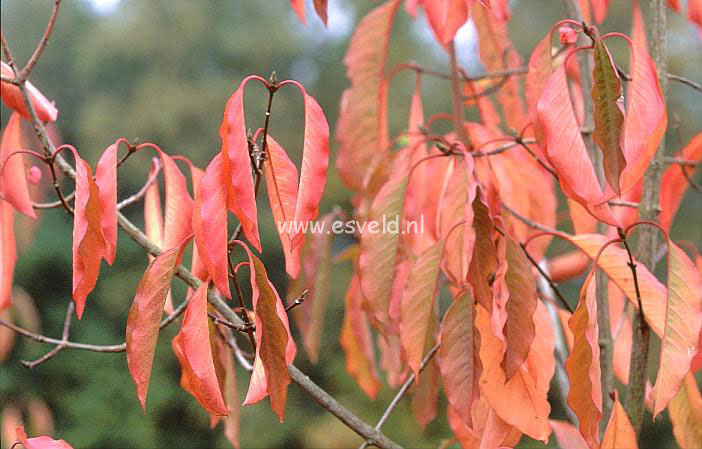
[0,201,16,310]
[1,62,58,122]
[15,426,73,449]
[95,141,120,265]
[1,113,35,219]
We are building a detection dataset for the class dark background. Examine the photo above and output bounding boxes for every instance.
[1,0,700,448]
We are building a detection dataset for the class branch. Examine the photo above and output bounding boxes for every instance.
[21,301,74,368]
[116,158,161,210]
[18,0,62,81]
[358,344,440,449]
[520,243,574,314]
[502,203,559,234]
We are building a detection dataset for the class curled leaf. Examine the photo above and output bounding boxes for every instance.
[1,113,35,219]
[1,61,58,122]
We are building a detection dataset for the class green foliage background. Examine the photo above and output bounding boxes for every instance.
[1,1,699,448]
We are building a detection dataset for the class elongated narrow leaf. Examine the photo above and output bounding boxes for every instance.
[0,201,15,310]
[537,65,618,225]
[193,154,230,298]
[467,191,498,311]
[438,289,481,427]
[215,333,241,449]
[0,62,58,122]
[95,141,119,265]
[264,136,300,277]
[359,149,410,328]
[400,240,444,377]
[15,426,73,449]
[126,237,191,412]
[591,0,611,23]
[234,241,296,421]
[282,81,330,252]
[290,0,305,23]
[1,113,35,219]
[526,32,555,153]
[591,37,625,195]
[602,392,638,449]
[144,159,163,251]
[220,77,262,251]
[155,150,193,251]
[652,241,702,417]
[421,0,470,47]
[660,133,702,231]
[669,373,702,449]
[411,357,440,429]
[72,152,107,319]
[336,0,401,191]
[477,300,554,442]
[565,270,602,448]
[341,273,382,399]
[172,283,227,416]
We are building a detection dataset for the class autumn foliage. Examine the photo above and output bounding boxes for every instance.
[1,1,702,448]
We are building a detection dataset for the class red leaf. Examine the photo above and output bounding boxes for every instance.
[95,141,120,265]
[359,149,410,328]
[280,81,330,252]
[421,0,470,47]
[591,0,611,23]
[71,150,107,319]
[565,269,602,448]
[291,0,305,24]
[1,113,35,219]
[264,135,300,277]
[689,0,702,38]
[220,77,262,251]
[660,133,702,231]
[400,240,444,377]
[172,283,228,416]
[438,289,481,427]
[341,272,382,399]
[601,391,638,449]
[0,201,16,310]
[336,0,401,191]
[154,149,193,252]
[313,0,328,26]
[126,237,191,412]
[0,62,58,122]
[15,426,73,449]
[536,64,618,225]
[652,240,702,417]
[668,0,681,11]
[193,154,230,298]
[234,241,296,422]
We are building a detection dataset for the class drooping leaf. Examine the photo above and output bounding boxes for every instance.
[526,30,556,154]
[669,373,702,449]
[565,270,602,448]
[340,272,382,399]
[0,61,58,122]
[467,190,498,311]
[193,153,230,298]
[220,77,262,251]
[652,240,702,417]
[400,240,444,377]
[155,149,193,252]
[438,288,481,427]
[215,333,241,449]
[477,299,554,442]
[15,426,73,449]
[550,419,589,449]
[0,113,35,219]
[172,283,228,416]
[234,241,296,422]
[660,133,702,231]
[359,149,410,328]
[126,237,191,412]
[591,36,626,195]
[536,64,618,225]
[336,0,401,191]
[411,356,440,430]
[421,0,470,47]
[0,201,15,310]
[290,0,305,23]
[95,141,120,265]
[313,0,328,25]
[71,150,107,319]
[601,392,638,449]
[591,0,611,23]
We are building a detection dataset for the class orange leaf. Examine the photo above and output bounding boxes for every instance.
[421,0,470,47]
[193,153,230,298]
[336,0,401,191]
[550,419,589,449]
[400,240,444,377]
[652,240,702,417]
[341,273,382,399]
[234,241,296,422]
[15,426,73,449]
[1,113,35,219]
[172,283,227,416]
[290,0,305,24]
[155,149,193,252]
[601,391,638,449]
[565,269,602,448]
[71,150,107,319]
[411,356,440,429]
[0,62,58,122]
[220,77,262,251]
[126,237,191,412]
[660,133,702,232]
[438,289,481,427]
[669,373,702,449]
[467,190,498,311]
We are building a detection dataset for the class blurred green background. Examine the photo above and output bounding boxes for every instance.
[1,0,700,448]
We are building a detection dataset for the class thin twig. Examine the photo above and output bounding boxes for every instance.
[502,203,559,234]
[17,0,62,81]
[358,344,440,449]
[33,191,75,209]
[666,73,702,92]
[609,200,640,208]
[662,156,700,166]
[116,159,161,210]
[21,301,74,368]
[208,312,254,332]
[285,289,309,312]
[520,243,574,314]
